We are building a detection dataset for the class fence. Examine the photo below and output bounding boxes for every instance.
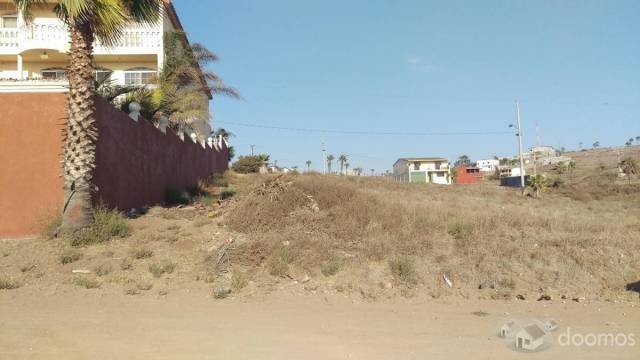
[0,93,228,237]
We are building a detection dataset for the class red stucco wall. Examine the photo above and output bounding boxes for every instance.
[0,93,228,237]
[0,93,66,238]
[454,165,484,185]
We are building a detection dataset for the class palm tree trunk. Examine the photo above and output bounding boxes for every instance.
[61,22,97,232]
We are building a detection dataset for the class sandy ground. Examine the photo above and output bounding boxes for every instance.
[1,290,638,359]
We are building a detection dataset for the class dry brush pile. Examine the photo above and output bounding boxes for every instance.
[226,173,640,300]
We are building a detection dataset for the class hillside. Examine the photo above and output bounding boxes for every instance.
[2,172,639,303]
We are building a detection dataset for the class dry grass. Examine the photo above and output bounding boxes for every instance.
[148,260,176,278]
[228,173,640,298]
[68,206,131,247]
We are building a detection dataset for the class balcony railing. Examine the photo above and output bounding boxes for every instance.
[0,22,161,53]
[0,28,19,48]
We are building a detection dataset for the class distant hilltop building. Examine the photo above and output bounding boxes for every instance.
[476,158,500,172]
[393,157,452,185]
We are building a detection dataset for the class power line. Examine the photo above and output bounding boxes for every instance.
[215,121,511,136]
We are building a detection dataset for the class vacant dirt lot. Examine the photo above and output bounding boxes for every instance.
[1,162,639,358]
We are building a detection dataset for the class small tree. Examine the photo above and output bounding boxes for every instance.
[232,154,269,173]
[326,155,335,174]
[619,157,639,184]
[592,141,600,148]
[454,155,471,167]
[528,175,548,198]
[338,154,348,175]
[305,160,312,172]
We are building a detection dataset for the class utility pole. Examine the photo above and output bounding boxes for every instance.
[515,100,526,188]
[533,122,539,177]
[250,145,255,156]
[321,141,327,175]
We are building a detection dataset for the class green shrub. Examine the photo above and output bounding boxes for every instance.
[59,250,82,265]
[220,188,236,200]
[267,247,293,276]
[164,187,191,206]
[321,260,341,277]
[148,260,176,278]
[210,173,229,187]
[232,154,269,174]
[69,206,130,247]
[389,256,418,284]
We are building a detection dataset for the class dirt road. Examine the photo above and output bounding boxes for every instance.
[1,290,638,359]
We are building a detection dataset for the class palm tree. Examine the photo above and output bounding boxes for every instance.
[345,162,350,175]
[15,0,160,232]
[592,141,600,148]
[528,175,547,198]
[305,160,312,172]
[212,128,234,141]
[338,154,348,175]
[121,33,240,139]
[353,167,362,176]
[326,155,335,174]
[370,169,375,176]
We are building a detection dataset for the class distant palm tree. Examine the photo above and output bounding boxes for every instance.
[326,155,335,174]
[370,169,375,176]
[305,160,312,172]
[15,0,160,232]
[593,141,600,148]
[345,162,350,175]
[338,154,348,175]
[528,175,548,198]
[353,167,362,176]
[213,128,234,141]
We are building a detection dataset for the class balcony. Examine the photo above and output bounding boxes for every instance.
[0,22,162,55]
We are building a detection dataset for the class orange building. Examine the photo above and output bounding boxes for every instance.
[454,165,484,185]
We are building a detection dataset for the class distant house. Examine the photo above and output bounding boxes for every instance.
[515,324,546,351]
[476,159,500,172]
[393,157,451,185]
[454,165,484,185]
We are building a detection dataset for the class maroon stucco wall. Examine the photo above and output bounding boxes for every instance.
[0,93,228,237]
[93,97,229,210]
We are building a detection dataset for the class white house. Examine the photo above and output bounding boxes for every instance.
[393,157,451,185]
[0,0,212,138]
[515,324,546,351]
[476,158,499,173]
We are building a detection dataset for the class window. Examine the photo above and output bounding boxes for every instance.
[413,162,420,171]
[437,172,444,177]
[124,67,156,86]
[435,161,441,170]
[41,68,67,80]
[1,15,17,28]
[94,69,112,83]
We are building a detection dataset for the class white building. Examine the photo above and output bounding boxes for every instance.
[393,157,451,185]
[0,0,212,137]
[476,158,500,172]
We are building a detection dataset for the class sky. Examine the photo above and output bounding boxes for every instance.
[174,0,640,172]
